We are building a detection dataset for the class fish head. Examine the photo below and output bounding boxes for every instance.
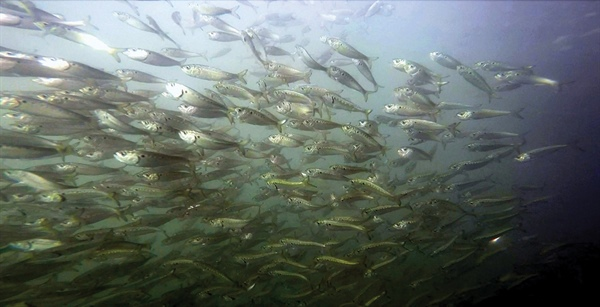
[114,150,140,165]
[178,104,197,115]
[448,162,463,171]
[178,130,198,144]
[383,104,399,113]
[397,147,413,158]
[267,134,281,144]
[399,120,413,128]
[429,51,442,61]
[140,120,160,132]
[465,143,478,151]
[112,11,129,21]
[123,48,149,60]
[303,145,318,154]
[457,111,472,120]
[473,61,486,69]
[37,56,71,70]
[0,96,21,109]
[514,153,531,162]
[166,83,186,98]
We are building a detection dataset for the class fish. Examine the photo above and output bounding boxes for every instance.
[207,31,242,42]
[171,11,185,35]
[122,48,184,66]
[230,107,286,132]
[495,70,566,92]
[457,108,524,120]
[323,36,378,68]
[114,149,193,167]
[456,65,499,103]
[113,11,159,35]
[190,3,240,19]
[327,65,375,102]
[146,15,180,48]
[161,48,206,60]
[115,68,166,83]
[429,51,462,70]
[514,144,578,162]
[33,21,122,62]
[181,64,247,84]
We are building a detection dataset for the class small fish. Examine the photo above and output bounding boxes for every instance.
[457,108,524,120]
[323,36,378,67]
[190,3,240,19]
[295,45,327,71]
[122,48,183,66]
[230,107,286,132]
[208,31,241,42]
[146,15,180,48]
[171,11,185,35]
[474,61,534,72]
[327,66,375,102]
[429,51,463,70]
[114,149,193,167]
[115,69,166,83]
[160,48,206,62]
[352,58,383,91]
[457,65,499,103]
[495,70,565,92]
[34,21,122,62]
[515,143,579,162]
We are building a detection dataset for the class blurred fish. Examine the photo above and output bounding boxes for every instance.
[146,15,180,48]
[34,21,122,62]
[171,11,185,35]
[122,48,183,66]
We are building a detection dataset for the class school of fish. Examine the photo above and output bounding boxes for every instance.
[0,1,582,306]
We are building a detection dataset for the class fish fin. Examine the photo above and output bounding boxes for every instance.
[230,5,240,19]
[238,69,248,84]
[363,90,376,102]
[84,15,99,31]
[364,109,372,121]
[109,48,123,63]
[277,119,287,133]
[511,107,525,119]
[367,56,379,68]
[567,139,585,152]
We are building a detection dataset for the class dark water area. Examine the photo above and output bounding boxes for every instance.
[1,1,599,306]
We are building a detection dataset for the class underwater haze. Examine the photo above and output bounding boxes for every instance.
[1,0,599,306]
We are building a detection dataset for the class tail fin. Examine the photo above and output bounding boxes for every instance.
[230,5,240,19]
[511,107,525,119]
[237,69,248,84]
[303,70,312,83]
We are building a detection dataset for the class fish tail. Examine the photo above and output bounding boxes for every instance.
[364,109,372,121]
[238,69,248,84]
[511,107,525,119]
[367,56,379,68]
[277,119,287,133]
[110,48,124,63]
[231,5,241,19]
[303,70,313,83]
[448,122,461,136]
